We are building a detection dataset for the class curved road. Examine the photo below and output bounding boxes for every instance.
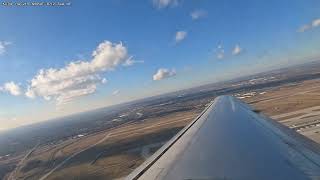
[39,133,111,180]
[8,141,39,180]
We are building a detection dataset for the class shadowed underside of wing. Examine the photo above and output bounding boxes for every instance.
[126,96,320,180]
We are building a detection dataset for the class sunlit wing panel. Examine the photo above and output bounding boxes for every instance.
[126,96,320,180]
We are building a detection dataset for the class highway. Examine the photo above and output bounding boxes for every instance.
[39,132,111,180]
[8,141,39,180]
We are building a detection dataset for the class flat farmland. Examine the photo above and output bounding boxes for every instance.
[243,79,320,143]
[7,110,199,180]
[2,66,320,180]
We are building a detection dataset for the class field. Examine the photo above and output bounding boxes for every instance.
[1,62,320,180]
[3,109,201,180]
[45,111,198,180]
[244,78,320,143]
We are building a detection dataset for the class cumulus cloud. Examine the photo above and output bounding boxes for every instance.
[175,31,187,43]
[0,81,21,96]
[190,9,207,20]
[25,86,36,98]
[298,18,320,32]
[153,0,179,8]
[25,41,134,105]
[0,41,11,55]
[232,44,242,55]
[153,68,176,81]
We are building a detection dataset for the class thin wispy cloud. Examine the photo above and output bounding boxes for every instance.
[153,0,179,9]
[153,68,176,80]
[298,18,320,32]
[214,43,245,59]
[175,31,187,43]
[215,44,225,59]
[112,90,120,95]
[0,41,11,55]
[217,53,224,59]
[190,9,207,20]
[122,56,144,66]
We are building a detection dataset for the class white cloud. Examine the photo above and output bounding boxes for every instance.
[312,19,320,27]
[122,56,144,66]
[25,41,134,105]
[102,78,107,84]
[298,18,320,32]
[0,81,21,96]
[217,52,224,59]
[112,90,120,95]
[215,44,225,59]
[0,41,11,55]
[232,44,242,55]
[175,31,187,43]
[190,9,207,20]
[153,68,176,81]
[298,25,311,33]
[91,41,128,71]
[153,0,179,9]
[25,86,36,98]
[214,44,244,59]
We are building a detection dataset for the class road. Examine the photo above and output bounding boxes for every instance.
[8,141,40,180]
[39,132,111,180]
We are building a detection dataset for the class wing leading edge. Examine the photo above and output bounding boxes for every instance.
[126,96,320,180]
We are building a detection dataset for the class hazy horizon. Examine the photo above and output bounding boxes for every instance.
[1,0,320,130]
[0,59,318,132]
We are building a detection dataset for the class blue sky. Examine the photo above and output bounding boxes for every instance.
[0,0,320,130]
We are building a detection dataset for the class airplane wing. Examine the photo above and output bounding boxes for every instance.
[126,96,320,180]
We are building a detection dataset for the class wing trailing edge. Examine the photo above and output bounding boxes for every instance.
[126,96,320,180]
